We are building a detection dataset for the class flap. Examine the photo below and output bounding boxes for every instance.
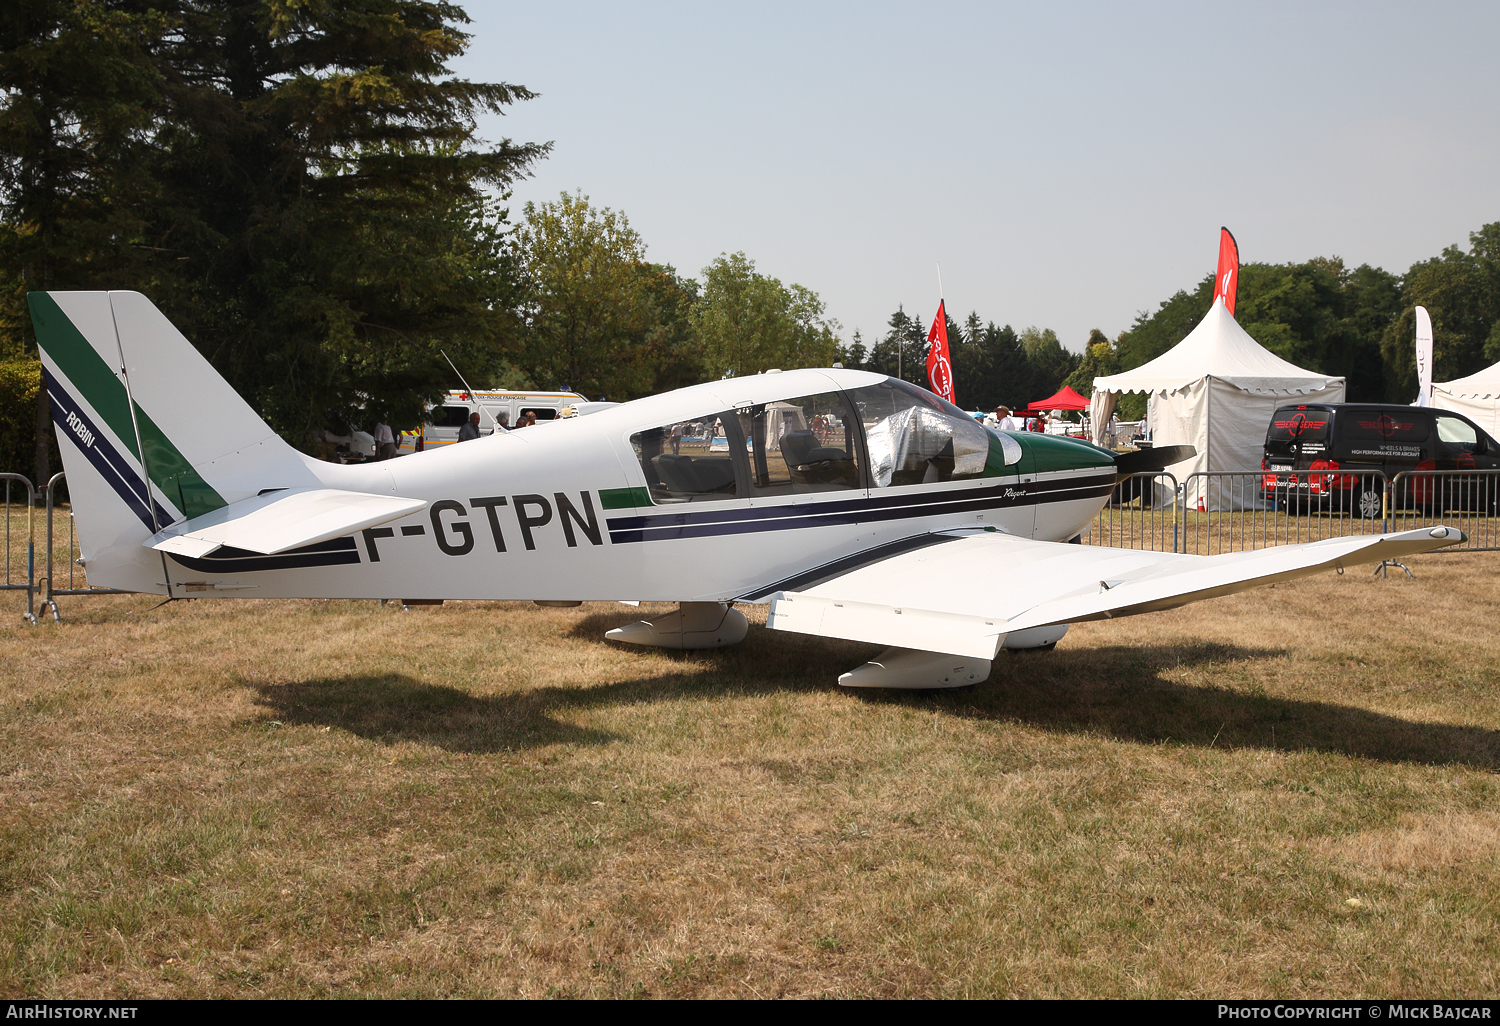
[765,527,1465,659]
[146,487,428,557]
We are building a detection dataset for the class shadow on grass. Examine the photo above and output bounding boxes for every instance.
[880,641,1500,769]
[248,674,625,753]
[249,618,1500,768]
[244,612,876,753]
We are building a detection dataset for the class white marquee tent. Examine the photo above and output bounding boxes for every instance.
[1090,299,1346,509]
[1432,361,1500,437]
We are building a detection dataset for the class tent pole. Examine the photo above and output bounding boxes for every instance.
[1205,375,1212,510]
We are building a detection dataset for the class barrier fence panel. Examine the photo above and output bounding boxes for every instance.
[1,473,37,623]
[1086,472,1179,551]
[1388,469,1500,552]
[41,472,128,620]
[1180,470,1393,556]
[1088,468,1496,557]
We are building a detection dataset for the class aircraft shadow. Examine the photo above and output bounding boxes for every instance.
[246,630,1499,769]
[879,642,1500,770]
[246,674,623,753]
[243,613,876,752]
[571,614,1500,768]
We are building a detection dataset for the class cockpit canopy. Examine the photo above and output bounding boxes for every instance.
[630,377,1001,504]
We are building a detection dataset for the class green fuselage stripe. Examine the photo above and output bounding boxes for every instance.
[599,486,652,510]
[28,292,226,518]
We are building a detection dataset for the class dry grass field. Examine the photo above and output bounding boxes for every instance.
[1,511,1498,997]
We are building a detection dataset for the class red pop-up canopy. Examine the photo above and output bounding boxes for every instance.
[1026,385,1089,411]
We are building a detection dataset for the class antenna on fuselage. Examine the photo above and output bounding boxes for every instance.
[440,349,497,432]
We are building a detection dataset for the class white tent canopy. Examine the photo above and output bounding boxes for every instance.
[1091,299,1346,507]
[1433,360,1500,437]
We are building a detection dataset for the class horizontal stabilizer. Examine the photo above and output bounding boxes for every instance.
[766,526,1464,659]
[146,488,427,558]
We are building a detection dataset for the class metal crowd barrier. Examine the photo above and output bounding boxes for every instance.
[1388,469,1500,551]
[39,472,128,620]
[1086,469,1500,556]
[2,473,38,623]
[1087,471,1180,552]
[1179,470,1395,555]
[3,470,131,624]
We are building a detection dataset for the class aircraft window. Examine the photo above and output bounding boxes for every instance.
[734,391,862,495]
[432,405,472,428]
[845,379,990,487]
[631,415,744,503]
[1436,414,1479,451]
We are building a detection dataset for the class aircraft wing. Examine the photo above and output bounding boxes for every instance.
[764,526,1465,659]
[145,488,428,559]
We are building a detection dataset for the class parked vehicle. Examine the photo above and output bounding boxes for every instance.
[401,389,590,451]
[320,390,596,461]
[1261,403,1500,516]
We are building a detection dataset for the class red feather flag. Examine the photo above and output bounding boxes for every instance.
[926,300,955,405]
[1212,227,1239,317]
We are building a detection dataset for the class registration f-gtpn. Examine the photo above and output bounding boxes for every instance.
[32,292,1463,688]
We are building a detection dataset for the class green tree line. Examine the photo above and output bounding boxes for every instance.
[836,308,1080,413]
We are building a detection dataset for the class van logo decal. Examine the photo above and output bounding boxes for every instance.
[1274,413,1327,436]
[1357,415,1412,438]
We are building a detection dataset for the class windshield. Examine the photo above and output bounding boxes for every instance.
[845,379,990,487]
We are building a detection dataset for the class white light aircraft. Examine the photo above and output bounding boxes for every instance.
[32,292,1464,688]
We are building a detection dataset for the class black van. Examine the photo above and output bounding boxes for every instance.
[1261,403,1500,516]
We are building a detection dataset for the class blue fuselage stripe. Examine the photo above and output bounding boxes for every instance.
[605,474,1116,543]
[44,368,164,531]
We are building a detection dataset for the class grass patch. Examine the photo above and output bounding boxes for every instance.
[0,542,1498,997]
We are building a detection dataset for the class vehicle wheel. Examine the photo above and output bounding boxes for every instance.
[1355,488,1383,520]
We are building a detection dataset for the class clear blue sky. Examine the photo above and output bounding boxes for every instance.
[455,1,1500,352]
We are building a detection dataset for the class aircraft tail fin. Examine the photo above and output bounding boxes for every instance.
[29,291,318,591]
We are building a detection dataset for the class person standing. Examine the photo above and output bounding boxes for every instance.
[994,405,1017,431]
[458,411,481,442]
[372,419,397,460]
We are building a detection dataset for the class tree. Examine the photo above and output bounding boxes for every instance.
[1063,328,1119,398]
[630,263,704,399]
[1019,326,1079,402]
[1114,282,1213,373]
[692,252,839,377]
[837,328,868,371]
[868,305,926,384]
[513,191,657,399]
[1116,259,1402,403]
[0,0,164,485]
[1380,223,1500,401]
[134,0,548,441]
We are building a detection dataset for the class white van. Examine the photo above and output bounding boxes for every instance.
[400,389,591,452]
